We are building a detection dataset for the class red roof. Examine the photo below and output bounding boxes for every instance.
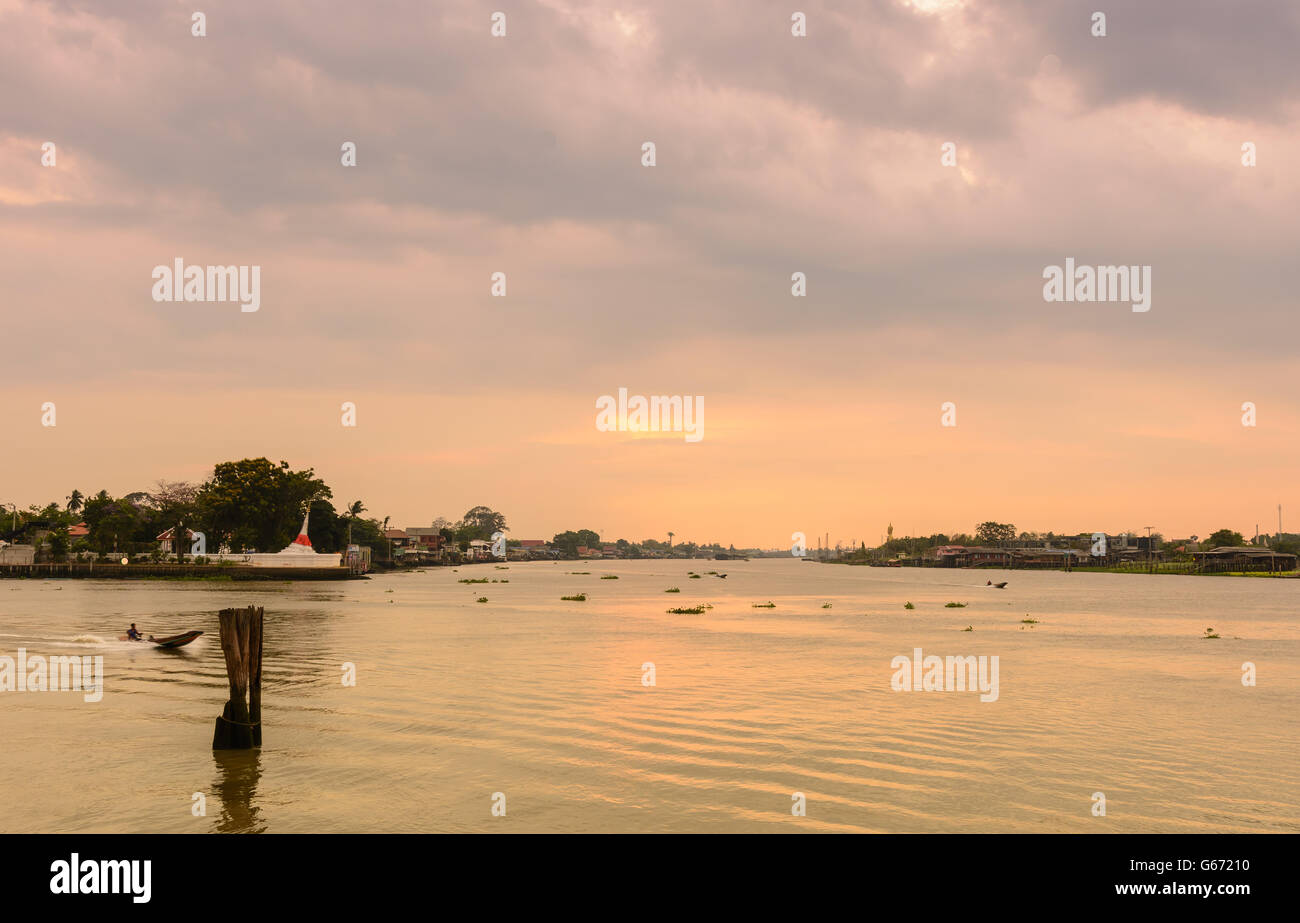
[155,527,196,541]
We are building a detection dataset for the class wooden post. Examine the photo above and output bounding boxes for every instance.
[212,606,264,750]
[248,607,263,747]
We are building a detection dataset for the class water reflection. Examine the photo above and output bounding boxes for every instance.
[211,749,265,833]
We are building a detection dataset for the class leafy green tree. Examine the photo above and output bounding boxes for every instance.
[1273,535,1300,556]
[1206,529,1245,548]
[345,500,366,545]
[66,490,83,515]
[47,528,70,561]
[84,496,142,555]
[460,506,508,541]
[196,458,331,552]
[975,522,1016,545]
[551,529,601,556]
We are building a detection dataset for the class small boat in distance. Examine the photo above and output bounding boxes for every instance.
[987,580,1008,589]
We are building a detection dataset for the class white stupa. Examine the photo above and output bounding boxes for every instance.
[218,504,342,568]
[275,506,330,558]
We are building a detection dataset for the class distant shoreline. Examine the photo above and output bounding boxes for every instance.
[823,560,1297,578]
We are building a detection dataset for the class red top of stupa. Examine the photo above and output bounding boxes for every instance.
[291,506,313,547]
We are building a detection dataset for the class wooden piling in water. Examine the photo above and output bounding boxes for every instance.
[213,606,264,750]
[248,607,263,747]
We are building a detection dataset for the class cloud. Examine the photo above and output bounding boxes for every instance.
[1,0,1295,537]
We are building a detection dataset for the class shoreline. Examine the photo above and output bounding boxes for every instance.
[0,562,361,581]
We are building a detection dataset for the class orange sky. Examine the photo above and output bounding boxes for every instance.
[1,1,1297,545]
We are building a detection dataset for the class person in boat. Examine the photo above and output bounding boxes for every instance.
[126,623,143,641]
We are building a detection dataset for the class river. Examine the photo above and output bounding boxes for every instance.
[1,559,1295,832]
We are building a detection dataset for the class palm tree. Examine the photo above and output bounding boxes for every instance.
[667,531,674,552]
[345,500,366,545]
[66,490,83,515]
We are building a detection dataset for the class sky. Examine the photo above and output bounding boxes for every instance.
[1,0,1297,547]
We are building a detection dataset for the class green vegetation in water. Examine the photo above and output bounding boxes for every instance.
[495,565,509,569]
[962,625,974,631]
[667,606,707,614]
[561,593,587,601]
[1021,617,1038,624]
[569,572,590,575]
[903,602,915,610]
[600,575,619,579]
[664,587,681,593]
[752,601,776,608]
[689,574,701,579]
[385,589,394,593]
[476,597,488,603]
[945,602,967,608]
[459,578,489,584]
[1203,627,1220,639]
[822,602,833,609]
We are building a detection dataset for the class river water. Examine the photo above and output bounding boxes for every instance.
[1,559,1295,833]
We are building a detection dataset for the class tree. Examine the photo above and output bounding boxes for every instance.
[83,495,143,556]
[1273,535,1300,556]
[551,529,601,557]
[47,528,70,562]
[975,522,1016,545]
[345,500,366,545]
[151,480,200,561]
[66,490,83,515]
[1206,529,1245,548]
[196,458,331,552]
[460,506,507,541]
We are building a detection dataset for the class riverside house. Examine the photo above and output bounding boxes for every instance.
[933,545,1011,568]
[1192,547,1297,573]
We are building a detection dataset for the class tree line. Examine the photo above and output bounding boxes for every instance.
[2,458,386,561]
